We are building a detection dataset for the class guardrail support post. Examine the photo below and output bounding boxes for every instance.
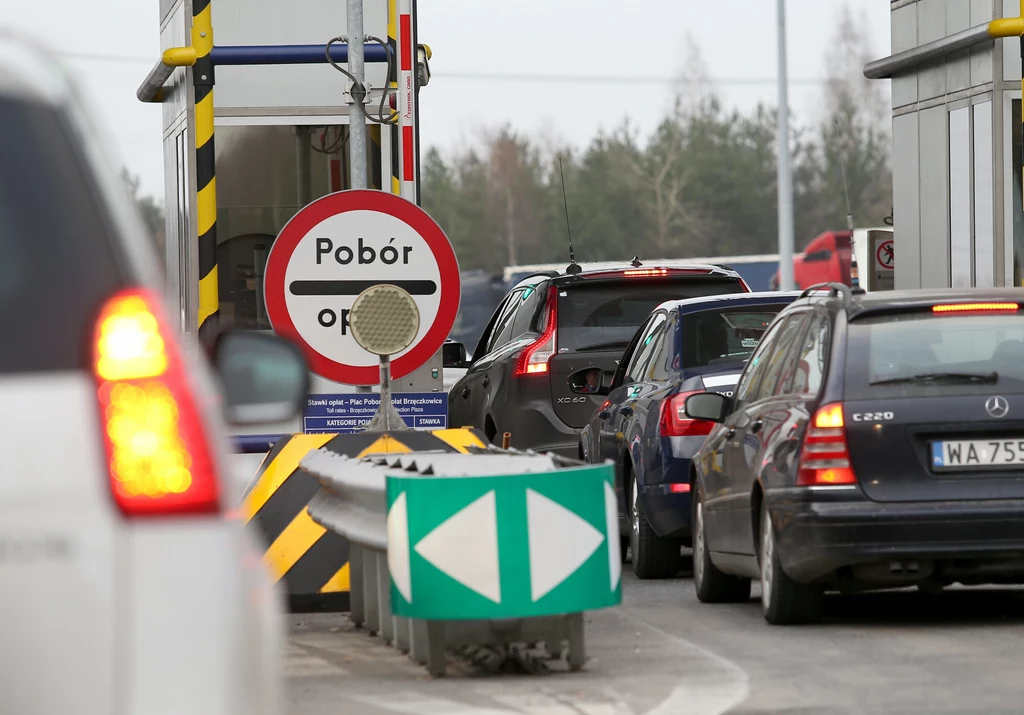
[363,547,380,634]
[349,544,364,627]
[410,618,429,664]
[376,551,394,644]
[393,615,410,653]
[567,612,586,672]
[426,621,446,677]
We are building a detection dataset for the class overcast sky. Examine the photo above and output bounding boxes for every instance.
[5,0,890,200]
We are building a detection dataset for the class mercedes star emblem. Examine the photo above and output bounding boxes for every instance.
[985,395,1009,418]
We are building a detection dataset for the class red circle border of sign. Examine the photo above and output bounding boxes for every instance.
[264,190,461,385]
[876,239,894,270]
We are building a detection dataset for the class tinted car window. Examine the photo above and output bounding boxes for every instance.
[556,278,744,353]
[680,304,790,369]
[510,282,546,339]
[788,312,829,396]
[845,311,1024,399]
[649,313,678,381]
[0,97,123,373]
[756,313,807,400]
[487,289,523,353]
[625,313,667,383]
[733,318,786,408]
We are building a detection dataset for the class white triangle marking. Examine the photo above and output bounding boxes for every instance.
[386,491,412,603]
[526,488,605,602]
[413,491,501,603]
[604,481,622,591]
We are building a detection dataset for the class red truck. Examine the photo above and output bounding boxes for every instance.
[770,230,853,290]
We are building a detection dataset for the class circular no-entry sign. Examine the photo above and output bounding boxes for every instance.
[876,239,894,270]
[264,190,460,385]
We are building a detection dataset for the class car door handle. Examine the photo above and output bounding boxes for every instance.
[482,376,490,388]
[750,419,764,434]
[461,387,470,399]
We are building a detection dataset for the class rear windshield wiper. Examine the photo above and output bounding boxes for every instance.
[575,339,632,352]
[870,371,999,386]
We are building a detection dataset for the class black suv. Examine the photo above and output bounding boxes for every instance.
[686,283,1024,624]
[447,262,750,455]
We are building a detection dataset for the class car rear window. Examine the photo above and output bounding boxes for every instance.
[556,277,745,353]
[845,311,1024,399]
[681,303,790,369]
[0,96,123,373]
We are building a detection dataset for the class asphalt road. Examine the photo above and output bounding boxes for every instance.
[286,560,1024,714]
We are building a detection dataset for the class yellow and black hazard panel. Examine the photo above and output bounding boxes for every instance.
[242,427,488,612]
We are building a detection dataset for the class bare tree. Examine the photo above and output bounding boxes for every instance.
[672,33,719,118]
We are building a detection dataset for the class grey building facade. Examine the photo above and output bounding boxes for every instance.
[872,0,1024,289]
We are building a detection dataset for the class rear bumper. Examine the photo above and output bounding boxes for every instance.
[769,487,1024,583]
[639,485,692,540]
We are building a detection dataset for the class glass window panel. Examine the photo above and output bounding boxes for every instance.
[948,107,972,288]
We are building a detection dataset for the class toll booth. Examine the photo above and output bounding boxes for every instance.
[150,0,436,435]
[867,0,1024,289]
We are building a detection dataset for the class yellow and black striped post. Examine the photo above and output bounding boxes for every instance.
[388,0,401,195]
[192,0,219,340]
[241,428,488,611]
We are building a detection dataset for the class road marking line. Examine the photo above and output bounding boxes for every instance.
[616,609,750,715]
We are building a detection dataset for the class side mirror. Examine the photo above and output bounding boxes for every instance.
[442,341,468,368]
[568,367,610,396]
[212,331,309,425]
[684,392,729,423]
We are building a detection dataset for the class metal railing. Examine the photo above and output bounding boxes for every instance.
[301,445,600,676]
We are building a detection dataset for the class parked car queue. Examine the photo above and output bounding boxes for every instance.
[447,259,1024,627]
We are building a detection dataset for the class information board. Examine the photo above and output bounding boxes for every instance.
[303,393,449,434]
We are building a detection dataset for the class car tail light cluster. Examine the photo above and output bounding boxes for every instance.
[514,286,558,377]
[93,288,220,517]
[797,402,857,486]
[659,390,717,437]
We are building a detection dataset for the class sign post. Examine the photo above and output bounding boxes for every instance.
[869,229,894,291]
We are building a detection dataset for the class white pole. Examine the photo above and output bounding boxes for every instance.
[776,0,796,292]
[347,0,368,192]
[347,0,372,394]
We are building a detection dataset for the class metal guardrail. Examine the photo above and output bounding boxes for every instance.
[302,445,611,676]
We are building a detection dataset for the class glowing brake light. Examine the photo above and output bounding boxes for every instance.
[659,390,717,437]
[623,269,669,277]
[797,402,857,486]
[514,286,558,377]
[93,289,220,517]
[932,302,1019,313]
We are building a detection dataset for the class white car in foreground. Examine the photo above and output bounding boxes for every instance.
[0,32,308,715]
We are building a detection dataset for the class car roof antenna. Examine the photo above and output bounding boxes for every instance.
[558,157,582,275]
[835,119,863,292]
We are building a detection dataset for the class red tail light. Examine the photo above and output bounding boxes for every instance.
[797,402,857,486]
[659,390,717,437]
[932,302,1019,313]
[93,288,220,517]
[514,287,557,377]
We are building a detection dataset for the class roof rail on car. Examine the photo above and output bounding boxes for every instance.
[800,281,853,308]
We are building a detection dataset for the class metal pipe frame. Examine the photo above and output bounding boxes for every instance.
[137,42,390,103]
[864,12,1024,81]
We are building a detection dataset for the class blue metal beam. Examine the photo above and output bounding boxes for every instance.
[209,43,390,66]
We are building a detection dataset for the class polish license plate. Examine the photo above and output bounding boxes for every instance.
[931,438,1024,470]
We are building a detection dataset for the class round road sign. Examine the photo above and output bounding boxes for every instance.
[264,190,460,385]
[876,239,894,270]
